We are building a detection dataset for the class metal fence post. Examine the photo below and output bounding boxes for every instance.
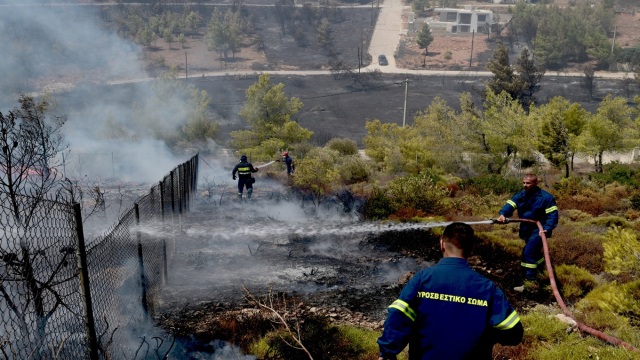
[73,203,99,360]
[134,203,149,319]
[159,181,168,285]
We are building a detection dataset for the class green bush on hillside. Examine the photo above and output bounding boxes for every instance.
[588,162,640,188]
[458,175,521,196]
[554,264,596,303]
[603,226,640,276]
[326,137,358,156]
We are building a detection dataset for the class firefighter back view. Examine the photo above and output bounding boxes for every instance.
[232,155,258,199]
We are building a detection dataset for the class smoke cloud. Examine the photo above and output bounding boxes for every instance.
[0,1,205,186]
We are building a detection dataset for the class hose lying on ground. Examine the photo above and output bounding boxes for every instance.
[499,218,639,353]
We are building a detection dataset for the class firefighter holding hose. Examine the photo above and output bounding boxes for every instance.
[377,222,523,360]
[497,173,558,283]
[232,155,258,199]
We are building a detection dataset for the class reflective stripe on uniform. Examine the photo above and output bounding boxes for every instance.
[545,205,558,214]
[494,310,520,330]
[506,200,516,209]
[237,166,251,175]
[521,258,544,268]
[389,299,416,322]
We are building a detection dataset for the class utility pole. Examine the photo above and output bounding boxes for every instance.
[402,79,409,128]
[185,52,188,79]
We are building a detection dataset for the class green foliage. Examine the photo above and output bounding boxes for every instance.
[326,137,358,156]
[457,175,521,196]
[363,171,448,220]
[292,147,341,202]
[476,232,522,259]
[485,43,524,102]
[549,228,604,274]
[386,171,448,216]
[363,119,434,174]
[560,209,592,222]
[588,216,631,229]
[521,307,572,344]
[416,23,434,54]
[363,186,394,220]
[552,176,589,196]
[554,264,596,303]
[577,280,640,318]
[179,88,219,147]
[334,325,389,360]
[336,155,371,185]
[443,50,452,60]
[231,74,312,161]
[589,162,640,188]
[602,226,640,276]
[250,315,379,360]
[576,95,636,173]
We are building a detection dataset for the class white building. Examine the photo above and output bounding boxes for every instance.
[433,8,493,34]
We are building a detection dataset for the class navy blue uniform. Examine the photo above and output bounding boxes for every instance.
[232,159,258,198]
[499,187,558,277]
[284,155,294,175]
[377,258,522,360]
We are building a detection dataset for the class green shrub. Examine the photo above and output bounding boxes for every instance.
[443,50,452,60]
[476,231,523,259]
[588,215,631,229]
[630,191,640,210]
[337,155,371,184]
[553,176,588,196]
[363,186,394,220]
[326,137,358,156]
[588,162,640,188]
[560,209,592,222]
[249,316,383,360]
[549,227,604,274]
[386,172,448,216]
[577,280,640,318]
[458,175,521,196]
[603,226,640,276]
[554,264,596,303]
[521,307,572,343]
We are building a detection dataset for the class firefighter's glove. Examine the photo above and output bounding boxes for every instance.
[233,176,236,180]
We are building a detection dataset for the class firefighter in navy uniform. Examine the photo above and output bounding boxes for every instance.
[497,173,559,282]
[377,222,523,360]
[232,155,258,199]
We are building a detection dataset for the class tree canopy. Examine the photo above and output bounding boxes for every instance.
[231,74,312,160]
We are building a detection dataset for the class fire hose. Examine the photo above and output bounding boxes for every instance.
[493,218,639,353]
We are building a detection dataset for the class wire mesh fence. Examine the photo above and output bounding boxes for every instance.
[0,154,199,359]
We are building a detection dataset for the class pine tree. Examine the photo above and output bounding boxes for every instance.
[416,23,434,67]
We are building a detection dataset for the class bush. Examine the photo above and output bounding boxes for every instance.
[602,226,640,276]
[552,176,589,197]
[250,315,381,360]
[363,186,394,220]
[458,175,521,196]
[443,49,452,60]
[386,172,448,216]
[554,264,597,303]
[577,280,640,319]
[588,162,640,188]
[549,227,604,274]
[326,137,358,156]
[337,155,371,184]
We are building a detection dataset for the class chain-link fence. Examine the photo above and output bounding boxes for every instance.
[0,154,199,359]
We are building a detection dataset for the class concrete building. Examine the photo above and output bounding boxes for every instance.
[433,8,493,34]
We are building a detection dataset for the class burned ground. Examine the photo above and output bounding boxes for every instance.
[154,191,552,355]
